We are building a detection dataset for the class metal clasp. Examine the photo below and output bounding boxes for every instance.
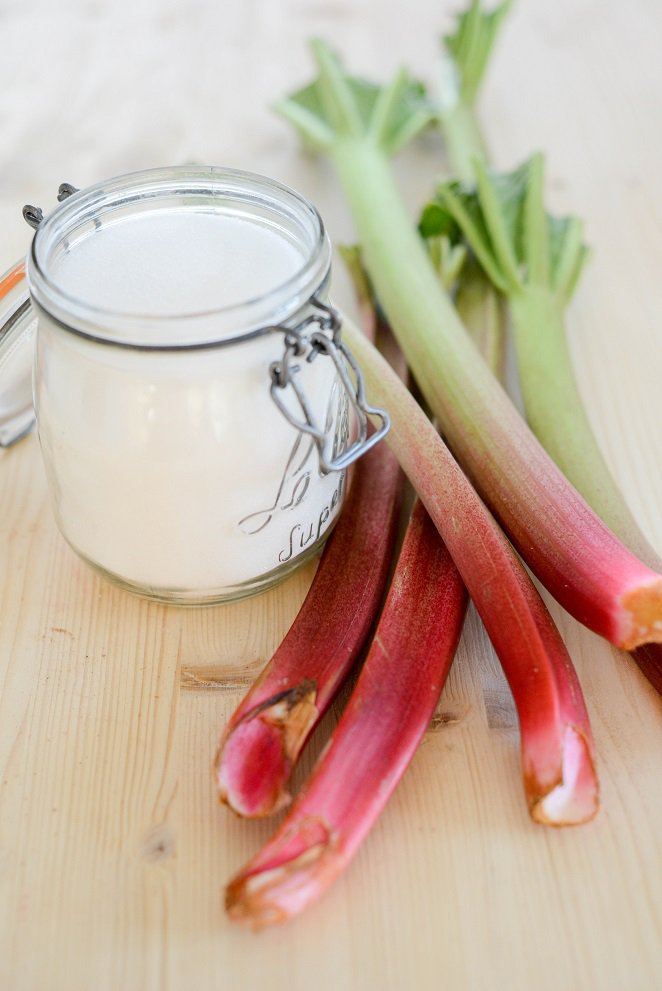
[23,183,80,230]
[269,299,390,474]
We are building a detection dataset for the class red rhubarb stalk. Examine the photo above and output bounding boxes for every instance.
[226,499,468,927]
[214,442,402,817]
[274,47,662,652]
[342,320,598,825]
[339,255,597,824]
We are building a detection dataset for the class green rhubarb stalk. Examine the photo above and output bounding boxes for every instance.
[432,0,510,380]
[434,3,658,570]
[337,244,379,343]
[430,154,658,560]
[434,2,662,688]
[437,0,512,183]
[453,259,507,383]
[430,155,662,690]
[417,144,507,384]
[275,42,662,653]
[342,239,506,386]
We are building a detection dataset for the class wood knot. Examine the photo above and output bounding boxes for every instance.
[427,704,470,733]
[140,824,176,863]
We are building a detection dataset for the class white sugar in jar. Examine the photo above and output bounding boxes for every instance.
[24,167,388,603]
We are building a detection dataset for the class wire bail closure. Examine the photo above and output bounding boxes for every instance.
[269,299,390,474]
[23,183,79,230]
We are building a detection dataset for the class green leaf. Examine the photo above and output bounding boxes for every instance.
[311,38,366,138]
[424,236,467,291]
[418,202,460,241]
[433,179,512,293]
[440,238,468,290]
[274,40,435,155]
[562,242,591,303]
[548,215,587,301]
[472,157,525,289]
[426,154,589,303]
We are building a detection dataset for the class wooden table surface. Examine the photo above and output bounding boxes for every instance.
[1,1,661,989]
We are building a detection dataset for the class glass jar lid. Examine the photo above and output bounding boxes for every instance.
[28,166,332,348]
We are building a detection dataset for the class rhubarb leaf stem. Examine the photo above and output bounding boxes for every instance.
[508,287,658,566]
[438,100,486,184]
[437,0,513,182]
[522,152,550,286]
[454,260,507,383]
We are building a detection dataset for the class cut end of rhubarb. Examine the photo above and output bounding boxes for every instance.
[225,817,338,929]
[620,578,662,650]
[528,726,599,827]
[215,681,319,818]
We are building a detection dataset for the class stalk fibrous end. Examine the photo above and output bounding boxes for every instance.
[528,726,599,827]
[215,681,319,818]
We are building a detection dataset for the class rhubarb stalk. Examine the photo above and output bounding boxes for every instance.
[341,318,598,826]
[433,2,662,689]
[430,155,647,547]
[225,256,597,928]
[436,0,512,183]
[342,254,584,827]
[274,44,662,652]
[427,155,662,691]
[434,0,508,382]
[215,441,402,816]
[451,256,507,383]
[226,500,467,927]
[433,7,658,568]
[227,321,599,929]
[337,244,380,344]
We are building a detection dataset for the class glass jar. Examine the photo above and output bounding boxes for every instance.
[1,167,388,604]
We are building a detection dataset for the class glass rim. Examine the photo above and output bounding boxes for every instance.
[26,165,331,349]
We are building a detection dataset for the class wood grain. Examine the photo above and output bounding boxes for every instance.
[1,1,661,989]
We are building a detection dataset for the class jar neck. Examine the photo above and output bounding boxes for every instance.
[27,166,332,349]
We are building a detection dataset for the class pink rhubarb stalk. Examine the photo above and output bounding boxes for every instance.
[342,321,599,825]
[226,499,468,927]
[339,257,597,826]
[214,442,402,816]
